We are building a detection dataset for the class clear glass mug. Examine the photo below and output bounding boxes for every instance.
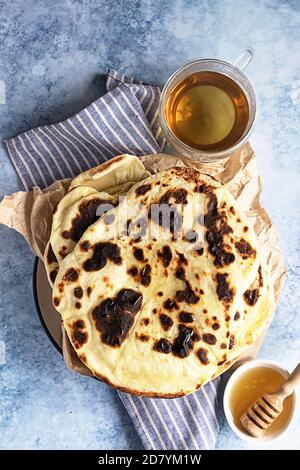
[159,48,256,161]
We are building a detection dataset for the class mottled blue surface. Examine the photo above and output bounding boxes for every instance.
[0,0,299,450]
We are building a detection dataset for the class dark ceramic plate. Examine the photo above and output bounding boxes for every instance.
[33,257,62,354]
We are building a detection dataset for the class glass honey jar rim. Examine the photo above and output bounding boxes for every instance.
[159,58,257,161]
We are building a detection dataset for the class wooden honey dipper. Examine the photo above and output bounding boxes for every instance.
[240,363,300,437]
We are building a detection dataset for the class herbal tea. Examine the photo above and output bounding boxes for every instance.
[165,71,249,151]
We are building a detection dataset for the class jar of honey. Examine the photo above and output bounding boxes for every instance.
[223,359,296,444]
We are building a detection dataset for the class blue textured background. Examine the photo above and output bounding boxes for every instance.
[0,0,299,450]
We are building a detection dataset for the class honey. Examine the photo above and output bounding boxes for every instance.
[165,71,249,152]
[229,367,293,435]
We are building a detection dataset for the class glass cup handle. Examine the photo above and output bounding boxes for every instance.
[233,47,254,71]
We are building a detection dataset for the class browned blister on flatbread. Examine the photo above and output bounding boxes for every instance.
[44,240,59,286]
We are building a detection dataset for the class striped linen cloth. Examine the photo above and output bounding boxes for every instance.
[4,70,220,450]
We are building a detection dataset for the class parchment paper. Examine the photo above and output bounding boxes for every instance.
[0,144,286,378]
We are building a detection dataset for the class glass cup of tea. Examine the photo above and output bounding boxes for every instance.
[159,49,256,161]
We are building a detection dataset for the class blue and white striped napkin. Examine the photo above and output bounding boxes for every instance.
[4,70,220,450]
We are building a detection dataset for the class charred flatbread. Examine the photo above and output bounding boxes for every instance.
[53,167,274,397]
[45,154,150,285]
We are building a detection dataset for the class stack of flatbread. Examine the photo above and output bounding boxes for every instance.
[44,154,274,397]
